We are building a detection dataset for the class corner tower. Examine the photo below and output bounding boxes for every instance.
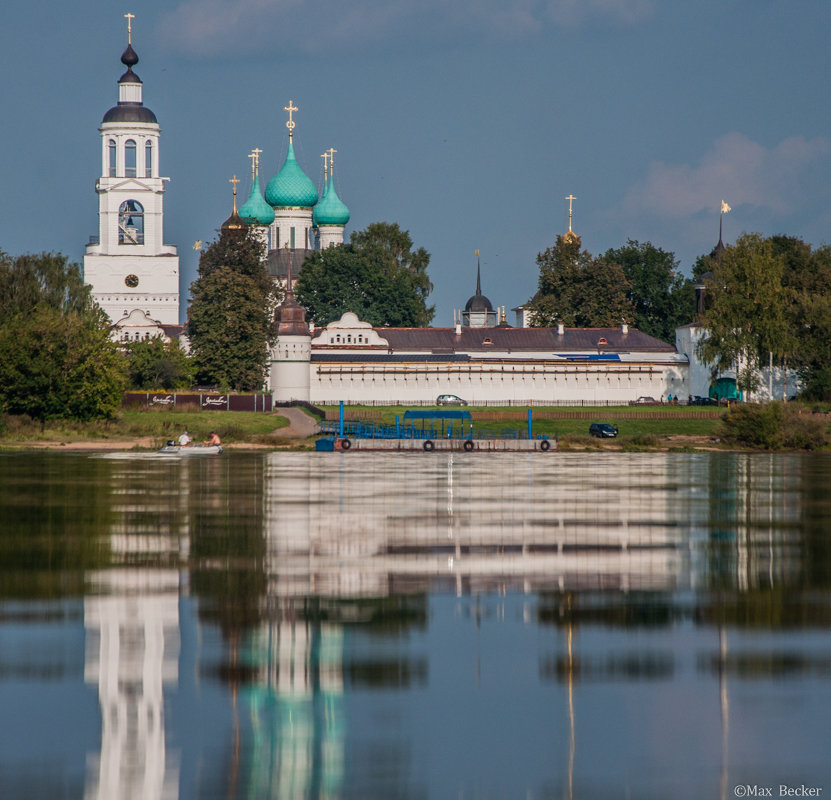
[83,15,180,332]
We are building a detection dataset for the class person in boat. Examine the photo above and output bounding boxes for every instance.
[178,430,191,447]
[204,431,221,446]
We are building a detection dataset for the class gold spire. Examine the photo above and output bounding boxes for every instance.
[284,100,298,139]
[563,194,578,243]
[252,147,262,177]
[124,12,135,44]
[229,174,240,213]
[321,151,330,182]
[248,151,257,181]
[327,147,337,175]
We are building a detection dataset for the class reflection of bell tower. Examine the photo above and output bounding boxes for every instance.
[83,14,179,328]
[84,570,180,800]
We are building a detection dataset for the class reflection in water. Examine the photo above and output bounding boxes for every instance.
[1,451,831,799]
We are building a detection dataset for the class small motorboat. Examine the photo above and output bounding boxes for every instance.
[158,441,223,456]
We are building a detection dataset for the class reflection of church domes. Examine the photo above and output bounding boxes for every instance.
[265,141,318,208]
[313,178,350,226]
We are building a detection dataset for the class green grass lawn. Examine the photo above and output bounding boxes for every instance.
[1,408,289,444]
[320,404,724,440]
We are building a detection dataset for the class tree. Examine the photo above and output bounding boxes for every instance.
[187,226,277,391]
[698,233,793,395]
[125,337,193,390]
[602,239,694,342]
[0,251,126,421]
[295,222,433,327]
[770,236,831,400]
[349,222,434,325]
[528,234,633,328]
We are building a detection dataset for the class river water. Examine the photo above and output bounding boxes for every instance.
[1,450,830,799]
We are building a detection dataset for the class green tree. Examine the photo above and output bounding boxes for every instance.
[187,226,277,391]
[529,234,633,328]
[770,236,831,400]
[295,243,426,327]
[602,239,694,342]
[125,336,193,390]
[698,233,793,395]
[349,222,434,325]
[0,251,126,421]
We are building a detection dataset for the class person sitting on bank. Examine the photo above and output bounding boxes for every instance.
[204,431,221,446]
[178,430,191,447]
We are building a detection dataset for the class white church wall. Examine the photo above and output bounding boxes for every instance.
[307,361,688,405]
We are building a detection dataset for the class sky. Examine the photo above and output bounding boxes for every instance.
[2,0,831,326]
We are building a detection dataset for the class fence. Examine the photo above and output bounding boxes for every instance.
[323,407,722,422]
[123,392,273,411]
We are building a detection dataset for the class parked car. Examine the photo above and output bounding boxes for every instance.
[688,395,717,406]
[629,396,658,405]
[589,422,618,438]
[436,394,468,406]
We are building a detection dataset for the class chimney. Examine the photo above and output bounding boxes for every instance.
[622,322,628,334]
[557,322,564,335]
[455,323,462,336]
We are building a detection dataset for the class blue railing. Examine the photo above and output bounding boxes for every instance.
[318,419,528,440]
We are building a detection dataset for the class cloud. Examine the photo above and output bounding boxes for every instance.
[157,0,654,57]
[617,132,831,220]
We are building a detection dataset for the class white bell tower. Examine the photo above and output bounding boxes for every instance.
[83,15,179,332]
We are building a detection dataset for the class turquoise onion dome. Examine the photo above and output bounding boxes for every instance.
[313,177,350,226]
[265,141,318,208]
[238,174,275,226]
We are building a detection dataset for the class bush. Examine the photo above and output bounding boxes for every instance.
[719,402,828,450]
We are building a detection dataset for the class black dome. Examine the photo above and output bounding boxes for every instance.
[464,292,493,313]
[121,43,139,68]
[102,103,158,124]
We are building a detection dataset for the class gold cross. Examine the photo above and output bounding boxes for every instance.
[248,151,257,180]
[124,12,135,44]
[327,147,337,174]
[230,174,240,212]
[565,194,577,233]
[321,152,330,182]
[284,100,298,138]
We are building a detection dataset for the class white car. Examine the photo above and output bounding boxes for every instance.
[436,394,468,406]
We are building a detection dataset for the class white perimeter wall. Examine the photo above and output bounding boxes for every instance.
[305,361,688,405]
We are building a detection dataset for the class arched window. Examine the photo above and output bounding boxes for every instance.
[108,140,117,176]
[145,141,153,177]
[118,200,144,244]
[125,139,137,177]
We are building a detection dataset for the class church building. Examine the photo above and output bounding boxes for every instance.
[82,16,181,344]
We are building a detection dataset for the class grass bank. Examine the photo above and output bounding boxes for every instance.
[0,408,289,449]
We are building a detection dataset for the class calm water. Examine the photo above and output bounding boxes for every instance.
[1,450,831,799]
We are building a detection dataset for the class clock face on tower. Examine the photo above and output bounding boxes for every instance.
[125,274,139,288]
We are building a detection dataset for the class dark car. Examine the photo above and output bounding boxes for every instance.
[589,423,618,438]
[436,394,467,406]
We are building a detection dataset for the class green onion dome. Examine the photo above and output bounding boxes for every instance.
[238,174,275,226]
[313,177,350,226]
[265,141,318,208]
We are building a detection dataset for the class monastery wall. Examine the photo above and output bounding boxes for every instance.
[307,360,688,405]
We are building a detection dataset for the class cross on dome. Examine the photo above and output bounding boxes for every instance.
[124,12,134,44]
[284,100,298,139]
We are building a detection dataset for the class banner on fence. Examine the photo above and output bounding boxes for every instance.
[123,392,272,412]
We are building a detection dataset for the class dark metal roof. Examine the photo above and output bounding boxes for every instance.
[352,327,675,353]
[102,103,157,124]
[266,248,314,279]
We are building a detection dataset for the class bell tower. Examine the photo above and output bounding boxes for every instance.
[83,15,179,332]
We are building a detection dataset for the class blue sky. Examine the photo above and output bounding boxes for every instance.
[2,0,830,326]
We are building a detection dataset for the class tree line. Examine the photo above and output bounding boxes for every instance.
[2,224,829,424]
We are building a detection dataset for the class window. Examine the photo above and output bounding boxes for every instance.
[118,199,144,244]
[145,141,152,177]
[290,227,296,249]
[108,140,117,176]
[125,140,136,177]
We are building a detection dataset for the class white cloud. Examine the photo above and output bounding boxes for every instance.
[157,0,653,56]
[618,132,831,220]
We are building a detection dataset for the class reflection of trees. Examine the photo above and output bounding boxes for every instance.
[0,454,113,599]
